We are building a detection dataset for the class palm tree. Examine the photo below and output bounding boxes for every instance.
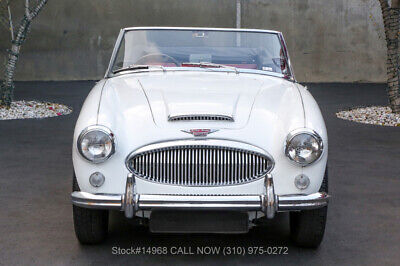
[0,0,48,107]
[379,0,400,113]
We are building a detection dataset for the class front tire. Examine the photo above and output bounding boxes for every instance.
[72,173,109,244]
[289,167,328,248]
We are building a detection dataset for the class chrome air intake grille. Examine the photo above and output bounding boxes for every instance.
[168,115,234,122]
[127,144,273,186]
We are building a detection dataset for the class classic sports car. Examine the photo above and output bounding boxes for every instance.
[71,27,330,248]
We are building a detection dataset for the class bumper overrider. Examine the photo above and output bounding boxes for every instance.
[71,173,330,219]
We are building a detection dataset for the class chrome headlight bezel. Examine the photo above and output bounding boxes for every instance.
[284,128,324,166]
[77,125,115,164]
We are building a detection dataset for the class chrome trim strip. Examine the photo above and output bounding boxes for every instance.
[71,192,122,209]
[277,192,330,211]
[123,26,281,34]
[105,29,124,79]
[277,32,296,82]
[138,194,261,210]
[168,114,234,122]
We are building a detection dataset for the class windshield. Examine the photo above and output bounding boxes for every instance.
[110,29,291,78]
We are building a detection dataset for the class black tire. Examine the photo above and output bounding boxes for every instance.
[289,167,328,248]
[72,173,109,244]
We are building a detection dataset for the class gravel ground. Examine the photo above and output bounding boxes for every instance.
[0,100,72,120]
[336,106,400,126]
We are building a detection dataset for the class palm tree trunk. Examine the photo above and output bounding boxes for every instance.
[1,17,31,106]
[0,0,47,107]
[379,0,400,113]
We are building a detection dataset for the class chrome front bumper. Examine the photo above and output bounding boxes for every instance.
[71,173,330,219]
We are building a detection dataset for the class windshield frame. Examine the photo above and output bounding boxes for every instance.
[105,27,296,82]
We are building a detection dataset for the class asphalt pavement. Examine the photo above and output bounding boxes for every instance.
[0,81,399,265]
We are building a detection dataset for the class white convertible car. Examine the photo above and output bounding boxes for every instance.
[71,27,330,248]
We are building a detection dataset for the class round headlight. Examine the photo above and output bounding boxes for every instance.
[77,126,115,163]
[285,129,323,166]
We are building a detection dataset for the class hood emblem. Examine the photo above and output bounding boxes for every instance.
[181,129,219,137]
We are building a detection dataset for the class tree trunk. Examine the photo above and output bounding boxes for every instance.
[379,0,400,113]
[0,0,48,107]
[0,18,31,106]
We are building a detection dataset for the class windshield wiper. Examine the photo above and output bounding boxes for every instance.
[113,62,239,75]
[181,62,239,74]
[112,64,165,74]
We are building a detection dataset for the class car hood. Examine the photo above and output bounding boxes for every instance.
[75,71,329,196]
[100,71,304,130]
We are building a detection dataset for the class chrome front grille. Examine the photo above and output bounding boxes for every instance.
[126,142,273,186]
[168,114,234,122]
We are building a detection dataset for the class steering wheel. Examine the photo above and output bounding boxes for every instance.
[135,53,180,66]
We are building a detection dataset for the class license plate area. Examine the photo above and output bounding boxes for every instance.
[149,210,249,234]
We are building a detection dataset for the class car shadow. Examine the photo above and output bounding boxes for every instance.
[106,211,292,248]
